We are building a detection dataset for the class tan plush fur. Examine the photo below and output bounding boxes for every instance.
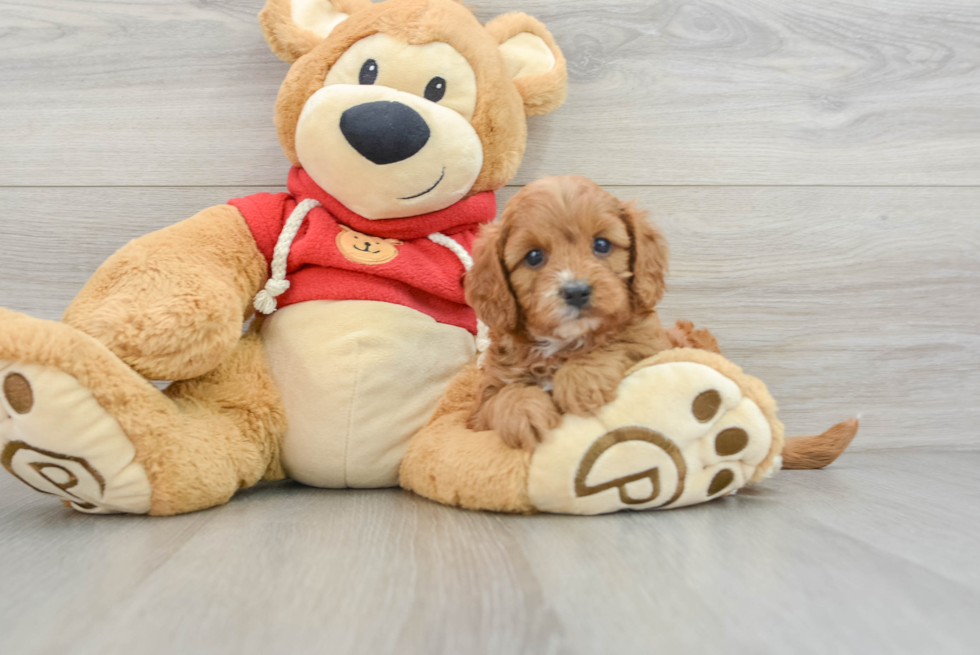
[467,176,715,449]
[654,327,854,473]
[632,348,785,483]
[399,363,535,514]
[63,205,268,381]
[0,309,286,515]
[270,0,566,194]
[484,13,568,116]
[402,346,789,512]
[1,0,851,518]
[460,176,852,478]
[260,0,374,63]
[403,172,855,506]
[0,0,568,516]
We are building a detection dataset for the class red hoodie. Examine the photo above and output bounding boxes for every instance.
[229,168,496,334]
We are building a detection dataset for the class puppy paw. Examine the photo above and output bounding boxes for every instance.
[526,352,781,514]
[552,363,620,416]
[486,385,562,451]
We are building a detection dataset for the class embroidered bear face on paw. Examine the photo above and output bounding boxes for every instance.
[260,0,568,219]
[336,225,402,265]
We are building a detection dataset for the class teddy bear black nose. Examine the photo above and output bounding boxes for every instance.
[340,101,431,165]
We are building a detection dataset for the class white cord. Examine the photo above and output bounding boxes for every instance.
[428,232,491,366]
[427,232,473,270]
[253,198,321,315]
[254,221,490,360]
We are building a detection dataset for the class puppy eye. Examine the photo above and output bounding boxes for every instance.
[359,59,379,85]
[593,237,612,256]
[424,77,447,102]
[524,249,546,269]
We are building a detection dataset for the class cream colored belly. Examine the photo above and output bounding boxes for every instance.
[260,300,475,488]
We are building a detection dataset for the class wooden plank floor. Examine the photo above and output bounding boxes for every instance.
[1,1,979,653]
[1,450,978,654]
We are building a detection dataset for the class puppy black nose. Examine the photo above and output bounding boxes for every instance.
[561,282,593,309]
[340,101,430,165]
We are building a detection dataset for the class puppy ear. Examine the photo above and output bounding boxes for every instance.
[465,223,519,333]
[485,13,568,116]
[621,201,669,310]
[259,0,371,63]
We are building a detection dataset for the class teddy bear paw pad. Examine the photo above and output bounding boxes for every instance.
[527,360,776,515]
[0,361,151,514]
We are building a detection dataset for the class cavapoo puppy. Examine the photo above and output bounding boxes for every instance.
[465,175,719,450]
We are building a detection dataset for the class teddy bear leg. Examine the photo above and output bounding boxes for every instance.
[527,348,785,514]
[61,204,269,383]
[400,364,536,514]
[406,350,787,516]
[0,309,285,515]
[152,328,287,514]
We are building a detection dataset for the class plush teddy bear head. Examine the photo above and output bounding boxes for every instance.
[260,0,567,219]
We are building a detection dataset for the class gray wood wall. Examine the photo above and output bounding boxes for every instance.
[2,0,978,450]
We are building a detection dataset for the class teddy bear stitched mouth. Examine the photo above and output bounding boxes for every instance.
[399,167,446,200]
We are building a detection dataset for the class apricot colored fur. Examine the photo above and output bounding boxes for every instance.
[0,0,577,517]
[467,176,720,449]
[782,418,859,470]
[666,319,722,354]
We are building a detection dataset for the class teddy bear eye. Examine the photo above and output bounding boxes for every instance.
[593,237,612,256]
[524,249,546,269]
[424,77,446,102]
[359,59,378,85]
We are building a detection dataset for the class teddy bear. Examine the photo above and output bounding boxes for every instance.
[0,0,856,517]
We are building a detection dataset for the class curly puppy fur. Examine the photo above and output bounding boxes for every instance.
[466,176,720,450]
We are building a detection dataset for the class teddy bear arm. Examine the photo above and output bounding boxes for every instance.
[62,204,268,381]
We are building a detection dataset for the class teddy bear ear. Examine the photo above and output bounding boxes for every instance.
[259,0,372,63]
[485,12,568,116]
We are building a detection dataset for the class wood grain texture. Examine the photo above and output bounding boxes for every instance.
[2,185,977,450]
[2,0,980,186]
[2,2,978,653]
[1,450,978,655]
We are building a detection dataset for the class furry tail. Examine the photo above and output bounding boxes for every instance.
[781,418,859,469]
[667,320,722,354]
